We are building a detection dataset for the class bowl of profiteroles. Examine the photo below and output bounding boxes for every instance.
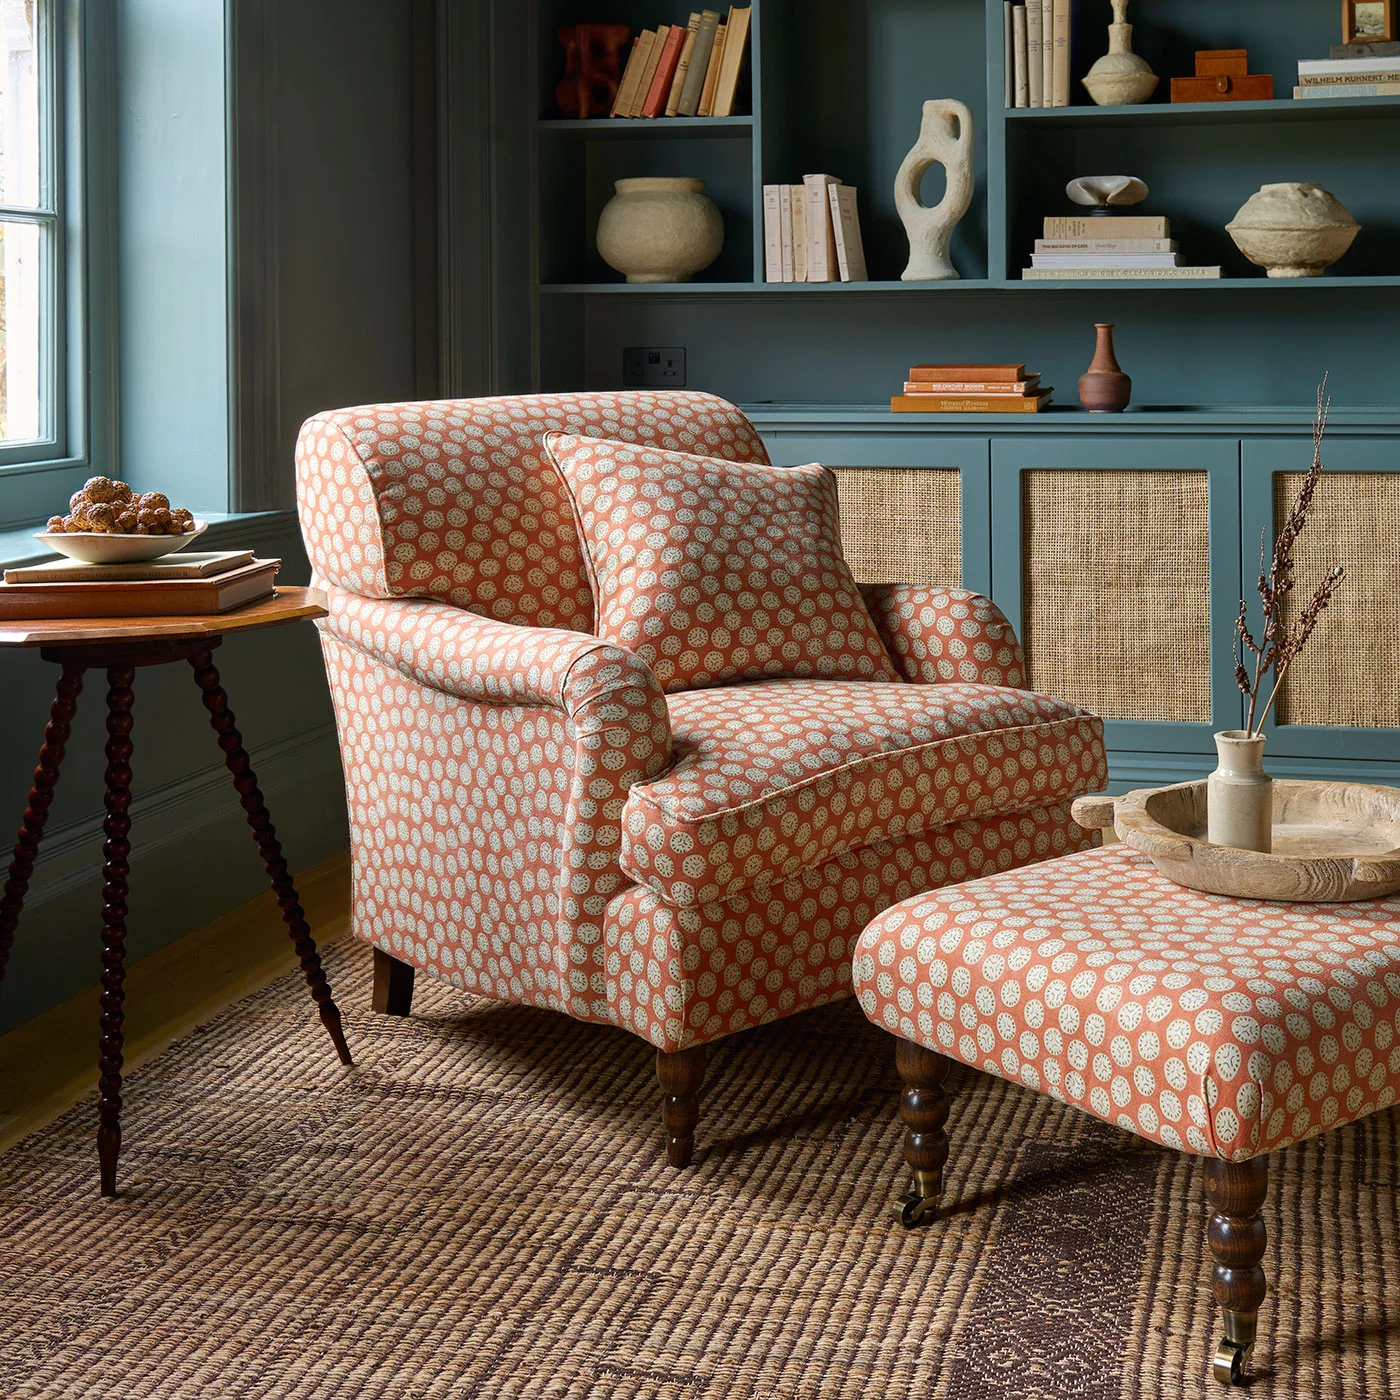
[36,477,206,563]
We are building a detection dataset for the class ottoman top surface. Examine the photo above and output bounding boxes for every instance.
[855,844,1400,1161]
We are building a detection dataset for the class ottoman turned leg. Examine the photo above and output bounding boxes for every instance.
[894,1038,951,1228]
[656,1044,706,1169]
[1204,1156,1269,1386]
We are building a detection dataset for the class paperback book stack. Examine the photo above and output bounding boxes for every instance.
[610,6,751,118]
[762,175,867,282]
[1004,0,1072,108]
[1022,213,1222,280]
[891,364,1052,414]
[0,551,279,620]
[1295,46,1400,99]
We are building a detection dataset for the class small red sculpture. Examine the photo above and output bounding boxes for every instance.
[556,24,632,119]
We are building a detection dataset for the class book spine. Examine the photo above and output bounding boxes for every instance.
[1042,216,1169,237]
[641,27,684,118]
[803,175,839,282]
[1051,0,1070,107]
[676,11,719,116]
[778,185,795,281]
[836,186,867,282]
[1040,0,1054,106]
[1298,69,1400,84]
[1021,265,1220,279]
[1299,55,1400,74]
[697,21,726,116]
[712,6,751,117]
[763,185,783,282]
[611,37,642,117]
[828,185,850,282]
[909,365,1025,382]
[1003,2,1014,107]
[1035,238,1176,252]
[1026,0,1043,107]
[665,20,700,116]
[904,381,1039,394]
[1030,253,1181,266]
[1012,7,1029,107]
[630,28,665,117]
[791,186,808,281]
[891,395,1049,413]
[1294,81,1400,96]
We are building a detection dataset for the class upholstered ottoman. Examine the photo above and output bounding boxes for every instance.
[854,842,1400,1386]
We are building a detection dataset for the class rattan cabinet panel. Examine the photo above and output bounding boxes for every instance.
[832,466,960,586]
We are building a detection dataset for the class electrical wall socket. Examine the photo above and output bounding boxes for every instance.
[623,346,686,388]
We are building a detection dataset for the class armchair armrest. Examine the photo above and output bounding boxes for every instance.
[860,585,1027,689]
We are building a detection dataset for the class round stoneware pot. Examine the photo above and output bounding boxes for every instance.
[1226,183,1360,278]
[596,177,723,284]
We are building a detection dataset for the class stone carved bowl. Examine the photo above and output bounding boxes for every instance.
[1226,182,1360,279]
[596,177,723,284]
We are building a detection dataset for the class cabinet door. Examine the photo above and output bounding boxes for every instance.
[1241,437,1400,767]
[991,437,1240,766]
[762,431,992,595]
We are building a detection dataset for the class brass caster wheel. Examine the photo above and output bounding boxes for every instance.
[1212,1338,1251,1386]
[894,1190,938,1229]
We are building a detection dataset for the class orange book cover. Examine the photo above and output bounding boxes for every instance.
[641,26,686,116]
[890,391,1052,414]
[909,363,1025,382]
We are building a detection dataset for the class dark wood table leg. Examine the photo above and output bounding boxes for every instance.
[0,663,84,986]
[187,647,353,1067]
[894,1037,952,1228]
[97,664,135,1197]
[1205,1156,1269,1386]
[656,1044,706,1168]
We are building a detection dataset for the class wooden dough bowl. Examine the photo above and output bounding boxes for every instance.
[1071,780,1400,903]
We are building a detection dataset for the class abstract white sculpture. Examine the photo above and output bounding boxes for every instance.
[894,100,974,282]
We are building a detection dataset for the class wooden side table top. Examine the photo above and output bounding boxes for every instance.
[0,586,327,649]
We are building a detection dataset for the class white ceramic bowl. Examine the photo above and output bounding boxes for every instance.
[33,519,208,564]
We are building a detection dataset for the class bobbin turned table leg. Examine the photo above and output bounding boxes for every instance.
[0,664,84,986]
[657,1044,706,1168]
[188,648,353,1067]
[1204,1156,1270,1386]
[894,1038,951,1228]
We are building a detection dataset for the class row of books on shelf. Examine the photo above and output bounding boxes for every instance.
[1295,48,1400,99]
[610,7,751,119]
[1003,0,1071,109]
[761,176,867,283]
[1020,215,1221,280]
[891,364,1052,414]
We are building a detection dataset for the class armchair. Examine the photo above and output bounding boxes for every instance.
[296,391,1108,1166]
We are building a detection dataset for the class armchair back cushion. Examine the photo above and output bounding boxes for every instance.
[544,432,896,692]
[295,391,769,631]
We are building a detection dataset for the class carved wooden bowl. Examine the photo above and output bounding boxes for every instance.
[1072,780,1400,903]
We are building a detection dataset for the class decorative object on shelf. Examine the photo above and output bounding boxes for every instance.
[1077,323,1132,413]
[555,23,631,119]
[892,362,1052,413]
[1170,49,1274,103]
[596,177,723,283]
[1206,730,1274,852]
[1226,183,1360,278]
[1082,0,1158,106]
[1343,0,1396,45]
[1072,781,1400,901]
[1066,175,1149,215]
[894,100,974,281]
[1296,50,1400,98]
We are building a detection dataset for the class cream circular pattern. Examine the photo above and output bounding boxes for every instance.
[855,843,1400,1160]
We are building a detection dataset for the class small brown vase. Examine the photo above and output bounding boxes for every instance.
[1078,323,1132,413]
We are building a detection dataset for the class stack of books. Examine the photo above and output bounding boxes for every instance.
[891,364,1052,414]
[610,7,751,118]
[1295,48,1400,99]
[0,551,279,619]
[762,175,867,282]
[1022,214,1222,280]
[1004,0,1072,108]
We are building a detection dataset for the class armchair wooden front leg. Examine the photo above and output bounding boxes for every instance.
[657,1045,707,1168]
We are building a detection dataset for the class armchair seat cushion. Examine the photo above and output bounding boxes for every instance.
[620,680,1106,908]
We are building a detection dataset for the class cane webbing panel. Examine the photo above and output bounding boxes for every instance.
[832,467,961,587]
[1022,469,1212,723]
[1274,471,1400,728]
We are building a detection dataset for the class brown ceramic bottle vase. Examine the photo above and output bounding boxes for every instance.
[1078,322,1132,413]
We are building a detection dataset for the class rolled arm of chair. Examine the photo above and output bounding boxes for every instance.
[323,591,674,783]
[860,585,1028,689]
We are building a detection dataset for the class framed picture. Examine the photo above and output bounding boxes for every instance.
[1343,0,1396,43]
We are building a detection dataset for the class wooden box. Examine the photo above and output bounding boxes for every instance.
[1171,50,1273,102]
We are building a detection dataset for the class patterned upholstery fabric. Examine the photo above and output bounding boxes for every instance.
[295,391,769,631]
[855,844,1400,1161]
[621,681,1105,907]
[608,802,1099,1050]
[543,433,895,692]
[861,586,1027,689]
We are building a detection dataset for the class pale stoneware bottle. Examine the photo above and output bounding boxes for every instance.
[1207,730,1273,853]
[1082,0,1159,106]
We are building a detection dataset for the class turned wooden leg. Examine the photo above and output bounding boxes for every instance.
[0,664,84,987]
[372,947,415,1015]
[97,665,135,1197]
[894,1037,951,1228]
[1204,1156,1270,1386]
[656,1044,706,1169]
[188,648,353,1067]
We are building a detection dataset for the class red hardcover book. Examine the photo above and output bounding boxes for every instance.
[908,363,1025,382]
[641,26,686,117]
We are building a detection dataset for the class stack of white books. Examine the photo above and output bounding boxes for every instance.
[1022,214,1222,281]
[762,175,867,283]
[1295,54,1400,99]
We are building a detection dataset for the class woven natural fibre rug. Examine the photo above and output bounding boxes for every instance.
[2,940,1398,1400]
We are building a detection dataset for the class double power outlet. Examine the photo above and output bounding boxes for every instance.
[622,347,686,388]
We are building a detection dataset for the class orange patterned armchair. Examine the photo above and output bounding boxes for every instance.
[295,391,1107,1166]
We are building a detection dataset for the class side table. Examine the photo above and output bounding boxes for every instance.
[0,587,352,1196]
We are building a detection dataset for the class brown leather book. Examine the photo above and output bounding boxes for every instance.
[909,364,1025,382]
[0,559,280,618]
[903,379,1039,394]
[891,391,1052,413]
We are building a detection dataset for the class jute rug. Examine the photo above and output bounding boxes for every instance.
[1,938,1397,1400]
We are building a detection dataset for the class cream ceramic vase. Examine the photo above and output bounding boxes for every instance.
[1082,0,1158,106]
[596,177,723,284]
[1207,730,1273,854]
[1226,183,1360,278]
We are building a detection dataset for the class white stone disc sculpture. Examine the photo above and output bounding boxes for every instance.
[895,99,974,281]
[1066,176,1149,210]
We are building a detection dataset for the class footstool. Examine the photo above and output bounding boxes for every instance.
[854,842,1400,1386]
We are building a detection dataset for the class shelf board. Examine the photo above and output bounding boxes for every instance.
[1008,274,1400,290]
[537,115,754,137]
[539,279,995,295]
[1003,95,1400,126]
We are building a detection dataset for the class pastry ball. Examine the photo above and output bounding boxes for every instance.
[138,491,170,512]
[110,480,133,504]
[116,509,140,533]
[46,515,66,533]
[85,503,118,533]
[169,507,195,533]
[81,476,122,504]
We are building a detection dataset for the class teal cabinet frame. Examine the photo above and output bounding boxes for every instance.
[759,430,992,595]
[990,436,1242,759]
